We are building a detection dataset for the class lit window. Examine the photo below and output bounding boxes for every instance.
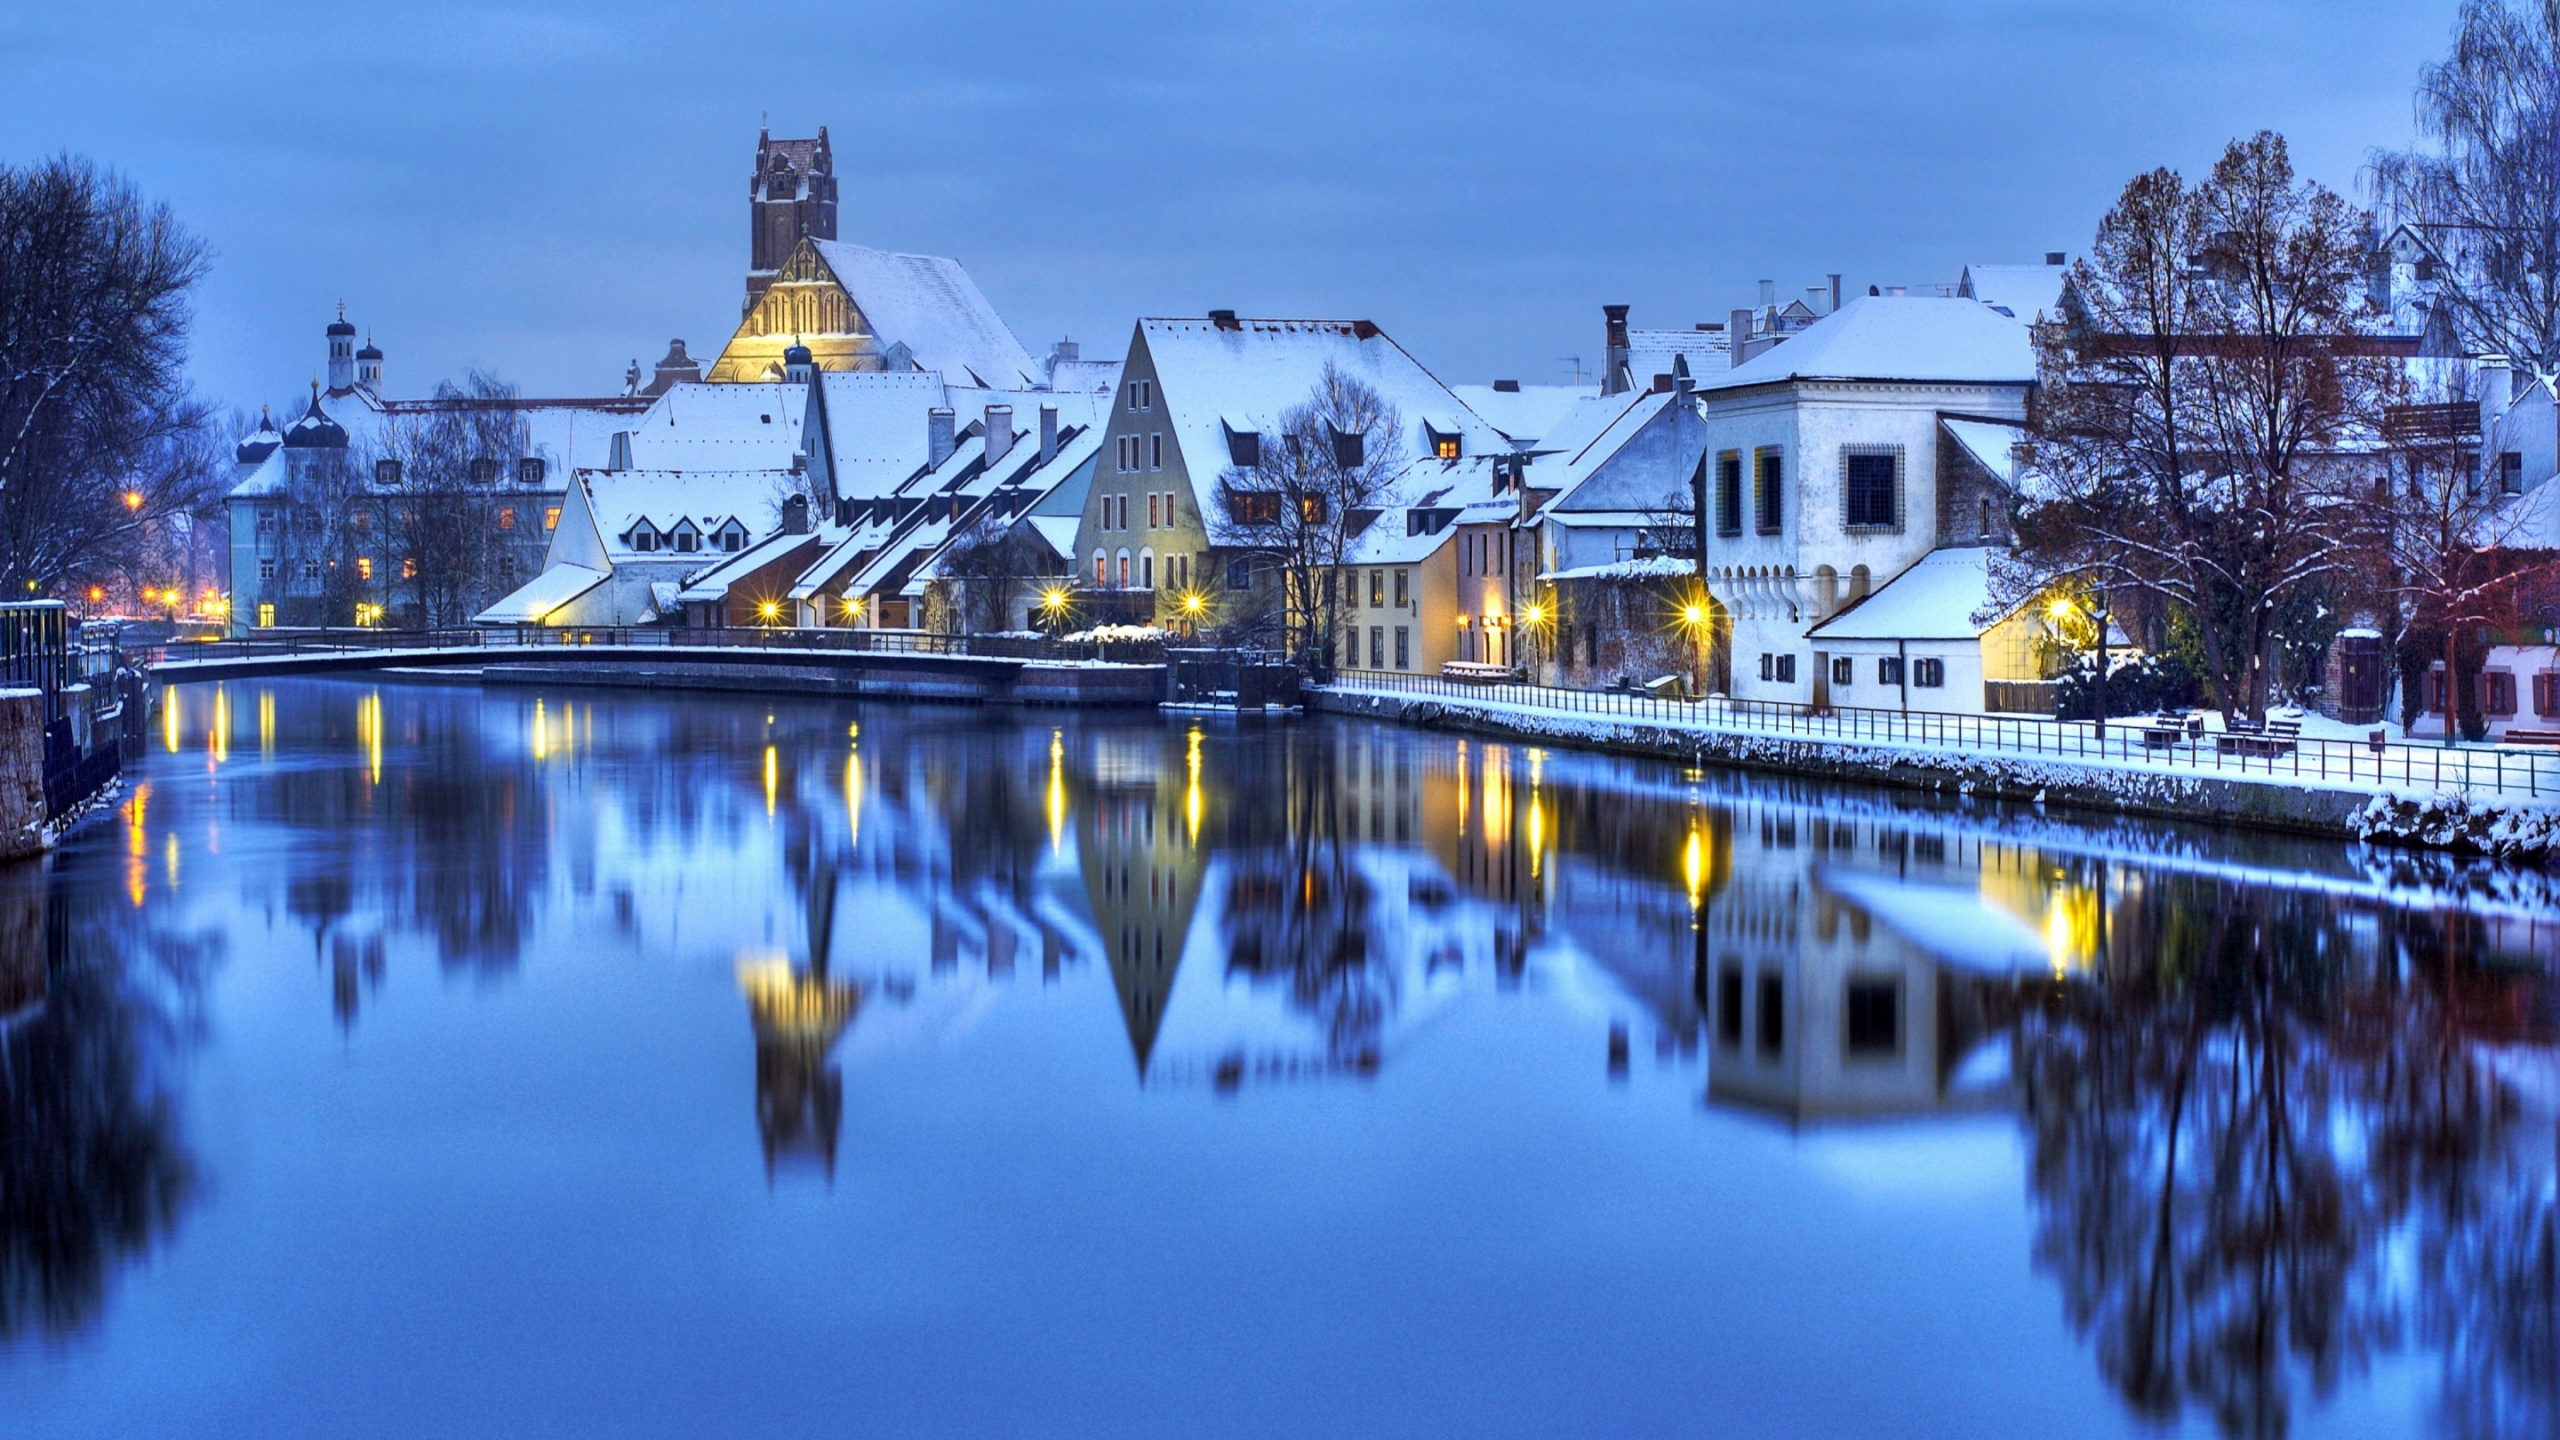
[544,506,561,531]
[400,557,417,580]
[356,557,372,580]
[497,507,516,530]
[1436,435,1459,460]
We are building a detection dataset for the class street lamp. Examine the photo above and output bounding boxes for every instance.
[757,599,782,627]
[122,491,143,512]
[1038,586,1072,634]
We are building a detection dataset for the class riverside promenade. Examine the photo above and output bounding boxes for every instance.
[1315,672,2560,856]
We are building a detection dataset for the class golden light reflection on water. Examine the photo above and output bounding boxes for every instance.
[359,691,382,785]
[763,744,778,817]
[1047,729,1066,855]
[1185,726,1203,845]
[1684,825,1706,910]
[258,689,274,757]
[531,698,548,760]
[162,689,179,753]
[845,747,862,849]
[209,687,229,765]
[124,783,149,908]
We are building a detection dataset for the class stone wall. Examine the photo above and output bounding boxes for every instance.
[0,688,47,860]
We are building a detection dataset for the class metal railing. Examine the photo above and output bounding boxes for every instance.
[1321,669,2560,800]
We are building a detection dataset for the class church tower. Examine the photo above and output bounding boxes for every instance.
[747,127,837,315]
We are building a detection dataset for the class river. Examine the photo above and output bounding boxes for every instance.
[2,677,2554,1438]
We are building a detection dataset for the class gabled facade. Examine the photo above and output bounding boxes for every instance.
[707,237,1040,387]
[1071,315,1502,631]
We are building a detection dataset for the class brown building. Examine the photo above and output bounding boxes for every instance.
[747,128,838,314]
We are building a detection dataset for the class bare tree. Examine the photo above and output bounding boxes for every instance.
[2370,0,2560,367]
[1208,362,1405,669]
[935,513,1060,634]
[381,373,528,629]
[0,156,223,594]
[2022,133,2394,724]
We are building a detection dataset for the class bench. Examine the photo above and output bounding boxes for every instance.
[2502,727,2560,747]
[2139,719,2190,749]
[1440,661,1515,686]
[2215,718,2301,758]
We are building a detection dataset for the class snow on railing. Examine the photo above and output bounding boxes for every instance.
[1320,670,2560,802]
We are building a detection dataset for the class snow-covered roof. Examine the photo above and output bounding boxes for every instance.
[1448,383,1594,448]
[1534,389,1698,513]
[1134,317,1505,517]
[577,469,797,559]
[1544,555,1696,582]
[1942,418,2028,486]
[674,527,831,603]
[1956,262,2067,323]
[1046,355,1123,394]
[809,370,949,502]
[1540,508,1661,529]
[226,448,290,498]
[1806,547,2000,641]
[1026,514,1082,559]
[475,562,607,625]
[2488,472,2560,549]
[811,240,1040,389]
[1699,296,2035,393]
[1343,515,1461,567]
[1623,330,1725,390]
[624,382,808,471]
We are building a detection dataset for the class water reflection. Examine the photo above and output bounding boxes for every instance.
[31,678,2560,1435]
[0,851,213,1342]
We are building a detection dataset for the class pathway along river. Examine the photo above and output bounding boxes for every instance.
[3,678,2556,1438]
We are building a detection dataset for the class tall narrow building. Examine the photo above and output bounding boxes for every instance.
[747,127,838,314]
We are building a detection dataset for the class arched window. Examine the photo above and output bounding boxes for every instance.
[1117,549,1131,588]
[1094,550,1108,587]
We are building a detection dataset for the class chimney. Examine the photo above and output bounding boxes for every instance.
[1038,404,1058,464]
[1602,304,1632,396]
[1757,279,1775,307]
[2044,251,2066,267]
[608,431,634,471]
[1053,337,1079,361]
[928,407,955,466]
[1886,285,1908,297]
[1807,286,1828,315]
[983,404,1014,468]
[781,494,810,534]
[1728,308,1752,367]
[1829,273,1843,312]
[1208,309,1240,331]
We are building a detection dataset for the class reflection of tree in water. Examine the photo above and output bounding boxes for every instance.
[0,859,214,1342]
[2019,885,2560,1437]
[1216,728,1389,1070]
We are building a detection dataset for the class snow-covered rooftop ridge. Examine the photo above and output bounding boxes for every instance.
[1699,296,2036,392]
[1134,316,1504,513]
[811,240,1039,389]
[1957,261,2068,323]
[1806,546,2001,641]
[1448,382,1594,448]
[577,468,799,553]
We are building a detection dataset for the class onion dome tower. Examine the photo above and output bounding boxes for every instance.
[326,303,358,394]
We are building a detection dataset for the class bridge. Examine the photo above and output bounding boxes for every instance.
[138,627,1168,706]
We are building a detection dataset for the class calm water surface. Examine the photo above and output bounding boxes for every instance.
[3,678,2557,1438]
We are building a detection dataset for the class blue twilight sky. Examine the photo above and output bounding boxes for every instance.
[0,1,2468,414]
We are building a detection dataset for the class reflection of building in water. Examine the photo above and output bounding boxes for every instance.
[738,957,861,1180]
[1701,808,2022,1125]
[1075,730,1208,1076]
[0,862,40,1033]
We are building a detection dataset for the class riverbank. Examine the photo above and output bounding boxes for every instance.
[1313,684,2560,862]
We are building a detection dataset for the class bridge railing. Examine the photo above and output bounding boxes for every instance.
[140,625,1179,667]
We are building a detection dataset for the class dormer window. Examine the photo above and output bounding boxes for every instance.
[1224,419,1260,468]
[469,458,499,484]
[630,528,658,552]
[1330,425,1364,468]
[375,460,402,487]
[672,520,700,553]
[518,457,546,486]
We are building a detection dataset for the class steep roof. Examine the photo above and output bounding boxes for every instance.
[1942,418,2028,486]
[1624,329,1726,389]
[811,240,1039,388]
[1135,317,1503,515]
[475,563,607,625]
[1533,389,1699,512]
[1807,547,2000,641]
[1700,296,2035,393]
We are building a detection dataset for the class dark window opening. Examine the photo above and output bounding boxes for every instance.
[1756,971,1784,1055]
[1716,965,1743,1045]
[1844,451,1898,529]
[1845,979,1901,1057]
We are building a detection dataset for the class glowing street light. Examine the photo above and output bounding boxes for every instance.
[122,490,143,511]
[757,599,781,625]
